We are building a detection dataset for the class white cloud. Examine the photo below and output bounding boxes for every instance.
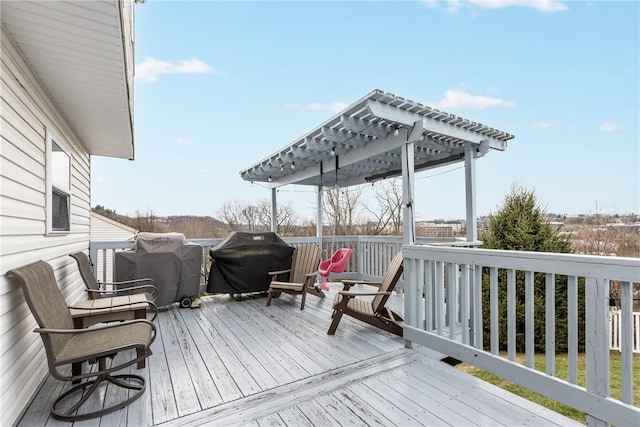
[425,0,567,13]
[136,57,215,83]
[434,89,516,110]
[532,120,552,129]
[469,0,568,12]
[421,0,439,9]
[282,102,348,113]
[176,137,194,145]
[305,102,348,113]
[599,121,621,132]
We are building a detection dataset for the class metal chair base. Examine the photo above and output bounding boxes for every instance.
[52,373,145,421]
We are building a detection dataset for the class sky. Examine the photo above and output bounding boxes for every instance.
[91,0,640,223]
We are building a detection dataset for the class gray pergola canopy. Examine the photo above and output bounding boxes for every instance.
[240,89,514,188]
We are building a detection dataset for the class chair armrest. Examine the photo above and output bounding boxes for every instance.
[35,319,156,336]
[268,269,291,276]
[100,280,158,300]
[339,280,383,290]
[304,271,318,278]
[37,320,157,376]
[107,284,158,298]
[70,300,158,322]
[103,278,156,287]
[338,291,391,298]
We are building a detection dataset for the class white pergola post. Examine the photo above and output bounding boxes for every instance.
[270,187,277,233]
[317,184,323,250]
[401,141,416,246]
[464,143,478,242]
[464,142,478,346]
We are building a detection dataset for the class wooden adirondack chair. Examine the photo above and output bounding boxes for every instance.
[327,251,404,336]
[266,243,323,310]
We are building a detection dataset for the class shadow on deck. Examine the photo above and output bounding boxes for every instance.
[18,283,582,426]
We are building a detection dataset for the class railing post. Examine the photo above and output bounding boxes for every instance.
[507,269,516,362]
[89,243,98,276]
[586,277,610,427]
[490,267,498,355]
[620,281,632,404]
[404,257,415,349]
[525,270,535,368]
[357,236,363,278]
[545,273,556,375]
[473,265,483,349]
[568,275,578,383]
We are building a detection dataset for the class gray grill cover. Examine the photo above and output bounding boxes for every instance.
[207,231,294,295]
[115,232,202,307]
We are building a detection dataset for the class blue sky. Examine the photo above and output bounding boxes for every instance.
[92,0,639,222]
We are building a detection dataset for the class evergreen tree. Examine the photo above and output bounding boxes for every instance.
[479,184,582,352]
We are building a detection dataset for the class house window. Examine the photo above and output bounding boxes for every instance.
[47,133,71,234]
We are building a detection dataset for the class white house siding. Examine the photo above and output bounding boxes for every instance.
[0,29,93,426]
[90,212,137,282]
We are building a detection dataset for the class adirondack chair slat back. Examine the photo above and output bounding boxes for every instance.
[372,252,404,313]
[289,244,320,284]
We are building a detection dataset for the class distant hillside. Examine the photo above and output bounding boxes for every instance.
[91,206,226,238]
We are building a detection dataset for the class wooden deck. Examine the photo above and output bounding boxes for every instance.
[18,284,583,426]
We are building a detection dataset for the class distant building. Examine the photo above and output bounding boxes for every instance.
[416,221,463,238]
[606,223,640,233]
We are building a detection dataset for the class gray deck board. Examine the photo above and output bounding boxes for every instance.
[17,289,584,427]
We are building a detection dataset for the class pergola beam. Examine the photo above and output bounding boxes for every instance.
[367,100,507,149]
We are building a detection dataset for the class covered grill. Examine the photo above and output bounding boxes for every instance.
[207,232,294,297]
[115,232,202,307]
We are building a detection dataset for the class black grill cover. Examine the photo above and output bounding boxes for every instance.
[207,231,294,294]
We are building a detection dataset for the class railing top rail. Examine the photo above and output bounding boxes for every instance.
[403,244,640,282]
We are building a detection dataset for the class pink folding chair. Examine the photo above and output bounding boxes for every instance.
[317,248,353,291]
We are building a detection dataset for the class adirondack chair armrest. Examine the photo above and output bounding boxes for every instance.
[268,269,291,277]
[339,280,383,290]
[338,291,392,298]
[304,271,318,278]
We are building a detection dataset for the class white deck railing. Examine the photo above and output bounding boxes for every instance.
[403,245,640,427]
[89,237,639,426]
[89,235,450,287]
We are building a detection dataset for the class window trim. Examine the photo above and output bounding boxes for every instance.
[45,129,71,235]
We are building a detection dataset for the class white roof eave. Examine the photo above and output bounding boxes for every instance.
[1,0,135,160]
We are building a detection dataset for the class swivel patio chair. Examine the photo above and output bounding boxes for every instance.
[266,243,323,310]
[7,260,156,421]
[327,251,404,337]
[70,251,158,302]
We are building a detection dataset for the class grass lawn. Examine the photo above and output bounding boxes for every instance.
[457,351,639,423]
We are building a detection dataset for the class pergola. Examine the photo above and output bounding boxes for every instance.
[240,89,514,245]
